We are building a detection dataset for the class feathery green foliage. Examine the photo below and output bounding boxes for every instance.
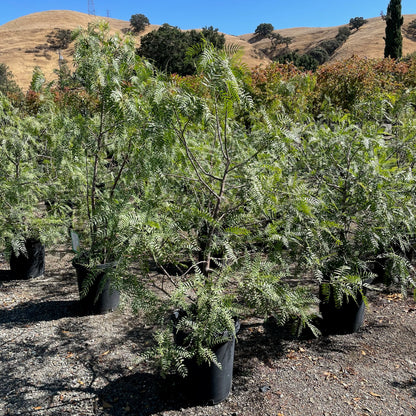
[2,21,416,380]
[0,64,22,102]
[58,22,167,297]
[0,93,69,257]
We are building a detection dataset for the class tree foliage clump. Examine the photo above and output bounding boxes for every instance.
[129,13,150,33]
[0,63,23,102]
[406,19,416,39]
[384,0,403,59]
[251,54,416,119]
[349,17,368,31]
[336,26,352,42]
[313,55,411,113]
[200,26,226,49]
[137,24,225,75]
[46,29,73,50]
[254,23,274,39]
[250,61,315,115]
[307,47,330,66]
[269,32,293,48]
[295,120,416,294]
[274,51,320,71]
[318,39,343,55]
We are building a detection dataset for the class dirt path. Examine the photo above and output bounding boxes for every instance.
[1,249,415,415]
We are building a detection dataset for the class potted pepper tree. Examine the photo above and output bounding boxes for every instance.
[296,114,416,334]
[136,46,317,404]
[0,94,68,279]
[59,22,158,314]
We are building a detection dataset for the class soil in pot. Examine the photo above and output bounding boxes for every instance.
[319,284,366,335]
[9,238,45,279]
[73,261,120,315]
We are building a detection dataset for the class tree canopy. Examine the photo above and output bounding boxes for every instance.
[137,24,225,75]
[130,13,150,33]
[269,33,292,48]
[349,17,368,31]
[254,23,274,39]
[0,63,22,99]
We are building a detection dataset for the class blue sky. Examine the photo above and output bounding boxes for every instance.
[1,0,416,35]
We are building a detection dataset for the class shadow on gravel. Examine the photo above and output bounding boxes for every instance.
[391,377,416,398]
[99,372,205,415]
[234,317,316,367]
[0,299,79,325]
[232,320,287,386]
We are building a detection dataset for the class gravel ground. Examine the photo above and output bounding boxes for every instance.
[1,248,416,416]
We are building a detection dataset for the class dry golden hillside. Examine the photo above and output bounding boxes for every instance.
[0,10,269,90]
[241,15,416,62]
[1,10,416,91]
[0,11,129,90]
[331,15,416,61]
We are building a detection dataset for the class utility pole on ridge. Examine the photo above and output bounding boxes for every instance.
[88,0,96,16]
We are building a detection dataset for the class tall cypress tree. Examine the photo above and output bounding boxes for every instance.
[384,0,403,59]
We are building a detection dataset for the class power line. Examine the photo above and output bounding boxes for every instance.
[88,0,96,16]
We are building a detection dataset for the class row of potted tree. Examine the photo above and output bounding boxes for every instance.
[1,22,415,405]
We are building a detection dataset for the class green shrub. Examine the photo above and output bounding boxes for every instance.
[318,38,342,55]
[0,63,23,102]
[336,26,351,42]
[250,61,315,116]
[274,51,319,71]
[137,24,225,75]
[313,56,410,113]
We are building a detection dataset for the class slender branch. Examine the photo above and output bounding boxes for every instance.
[222,101,230,161]
[152,265,177,296]
[3,152,18,167]
[150,251,180,292]
[214,98,228,161]
[182,133,222,182]
[172,121,221,199]
[91,99,105,217]
[109,139,134,198]
[179,260,207,278]
[173,108,223,183]
[85,152,92,235]
[152,256,199,303]
[216,199,246,222]
[202,160,231,275]
[228,147,262,174]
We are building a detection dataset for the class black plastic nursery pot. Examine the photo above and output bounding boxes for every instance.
[372,237,416,284]
[186,331,238,405]
[173,313,240,405]
[73,261,120,315]
[319,284,366,335]
[9,238,45,279]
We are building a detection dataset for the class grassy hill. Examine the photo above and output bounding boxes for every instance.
[1,10,416,91]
